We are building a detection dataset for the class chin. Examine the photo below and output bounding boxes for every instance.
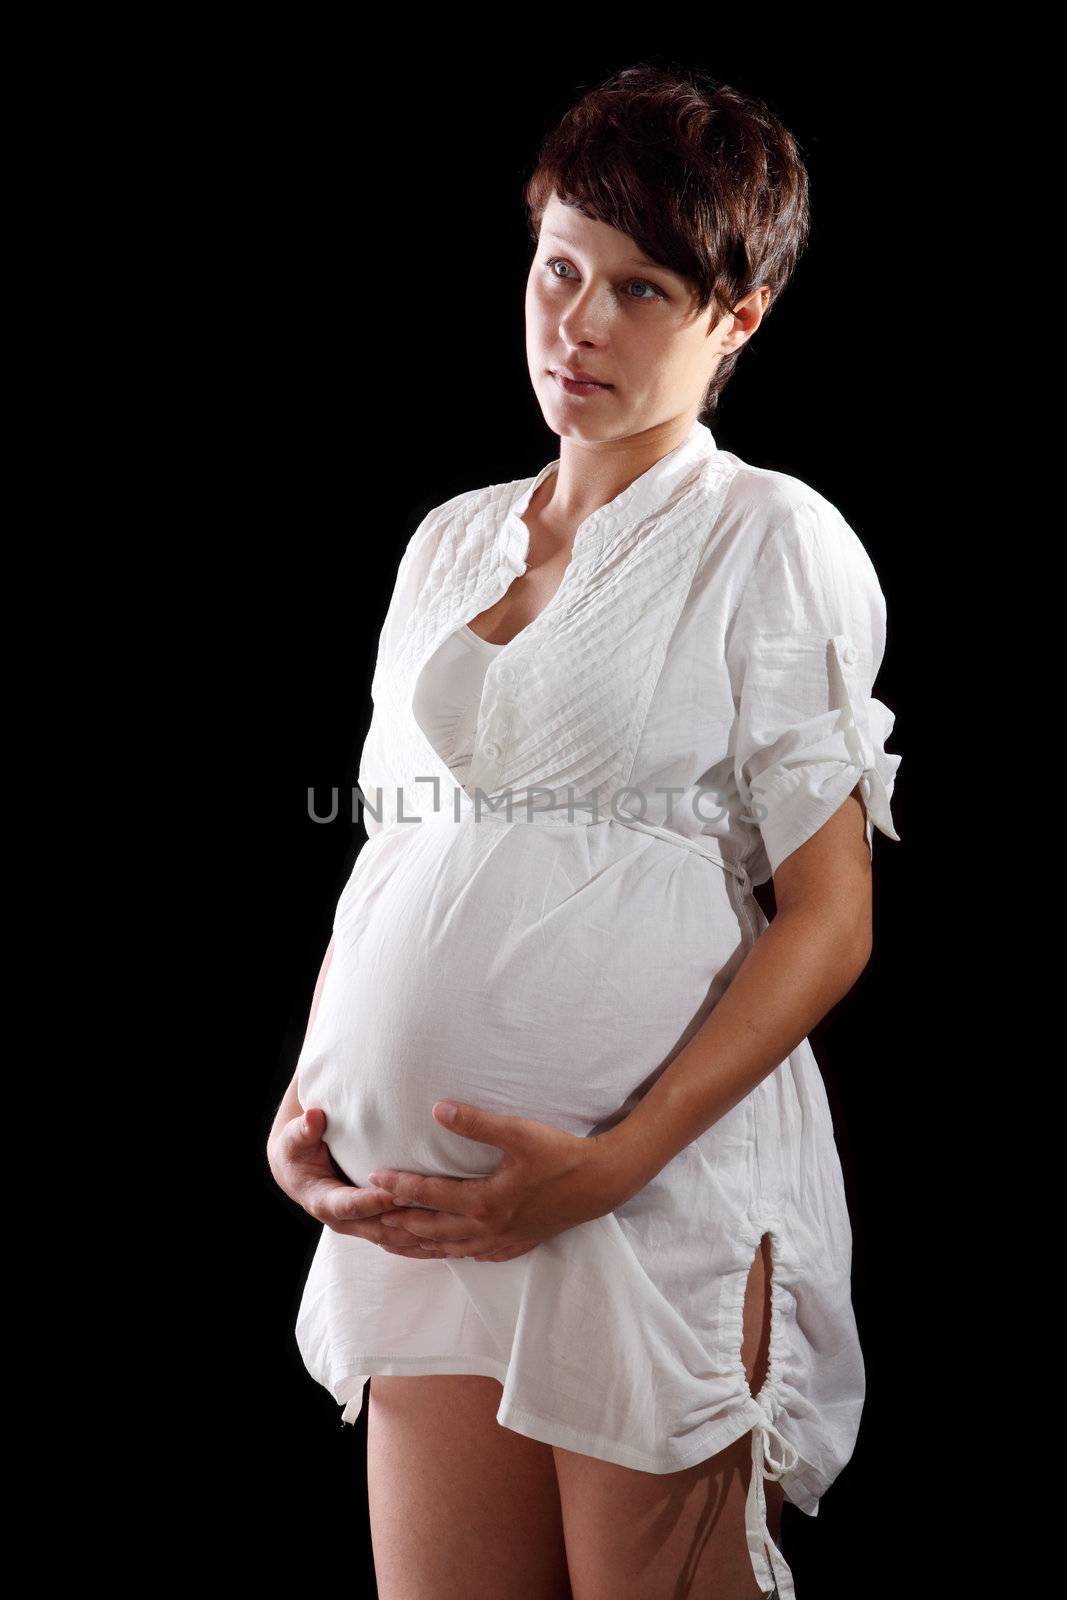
[541,401,615,438]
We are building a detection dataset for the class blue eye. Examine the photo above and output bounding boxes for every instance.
[543,258,666,302]
[625,279,663,301]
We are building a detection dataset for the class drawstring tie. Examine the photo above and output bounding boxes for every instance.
[745,1413,799,1599]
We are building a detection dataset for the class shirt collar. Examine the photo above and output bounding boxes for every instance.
[499,419,718,573]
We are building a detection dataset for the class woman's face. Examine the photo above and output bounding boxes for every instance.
[525,192,761,442]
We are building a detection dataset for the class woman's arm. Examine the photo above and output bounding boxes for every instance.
[269,934,334,1142]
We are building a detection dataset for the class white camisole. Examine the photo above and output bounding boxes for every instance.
[412,622,504,786]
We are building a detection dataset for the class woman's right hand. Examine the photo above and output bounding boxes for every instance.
[267,1106,448,1259]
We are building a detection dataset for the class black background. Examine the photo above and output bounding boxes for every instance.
[147,34,974,1597]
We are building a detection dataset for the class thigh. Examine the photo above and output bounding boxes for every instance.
[367,1373,572,1600]
[553,1233,784,1600]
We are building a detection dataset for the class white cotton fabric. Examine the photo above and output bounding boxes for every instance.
[294,418,901,1600]
[412,624,503,788]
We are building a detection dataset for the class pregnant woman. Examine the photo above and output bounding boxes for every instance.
[267,65,901,1600]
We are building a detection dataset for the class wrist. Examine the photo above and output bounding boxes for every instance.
[591,1121,660,1209]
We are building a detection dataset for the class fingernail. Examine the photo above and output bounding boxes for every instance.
[380,1216,398,1227]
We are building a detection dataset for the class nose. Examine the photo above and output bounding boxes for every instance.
[557,279,613,348]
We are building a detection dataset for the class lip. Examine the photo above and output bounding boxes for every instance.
[550,368,614,397]
[552,366,612,386]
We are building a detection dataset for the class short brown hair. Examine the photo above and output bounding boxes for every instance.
[524,64,811,420]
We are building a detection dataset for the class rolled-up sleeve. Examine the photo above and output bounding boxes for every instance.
[726,497,902,877]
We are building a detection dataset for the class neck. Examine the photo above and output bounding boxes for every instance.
[542,414,698,533]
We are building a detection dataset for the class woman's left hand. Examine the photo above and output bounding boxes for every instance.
[367,1101,624,1262]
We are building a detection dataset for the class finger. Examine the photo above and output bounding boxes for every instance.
[323,1213,442,1251]
[295,1107,326,1143]
[377,1240,447,1258]
[380,1230,485,1258]
[311,1182,399,1227]
[282,1107,330,1164]
[378,1209,487,1244]
[310,1196,467,1254]
[366,1168,490,1218]
[316,1210,448,1252]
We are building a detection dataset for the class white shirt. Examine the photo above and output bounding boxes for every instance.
[295,418,901,1600]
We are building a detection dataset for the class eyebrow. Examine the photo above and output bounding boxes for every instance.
[540,230,678,277]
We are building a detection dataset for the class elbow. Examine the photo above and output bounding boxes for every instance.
[811,902,872,990]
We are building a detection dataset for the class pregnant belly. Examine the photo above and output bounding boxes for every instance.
[295,819,747,1188]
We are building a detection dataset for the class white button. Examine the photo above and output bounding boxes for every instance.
[482,740,501,760]
[497,663,516,684]
[841,643,858,665]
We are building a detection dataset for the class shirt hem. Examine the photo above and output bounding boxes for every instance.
[327,1356,818,1487]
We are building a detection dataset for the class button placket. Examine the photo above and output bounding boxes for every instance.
[476,650,523,771]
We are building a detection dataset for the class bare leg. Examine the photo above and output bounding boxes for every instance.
[553,1233,784,1599]
[367,1373,572,1600]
